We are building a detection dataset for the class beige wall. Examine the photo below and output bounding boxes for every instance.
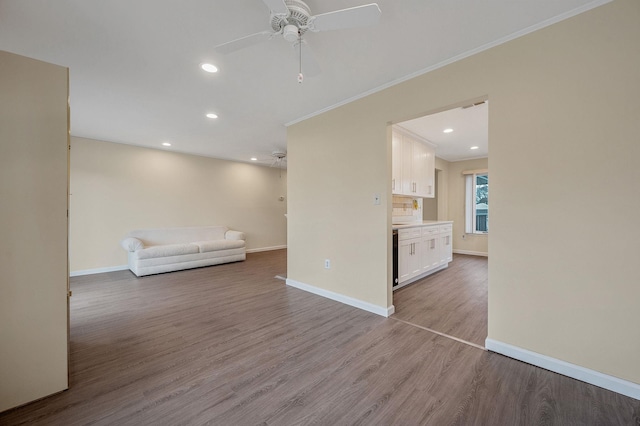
[0,51,69,411]
[434,157,449,221]
[288,114,390,309]
[288,0,640,385]
[70,137,287,272]
[447,157,489,255]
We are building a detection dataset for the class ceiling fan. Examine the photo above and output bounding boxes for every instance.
[270,150,287,168]
[257,150,286,178]
[215,0,382,82]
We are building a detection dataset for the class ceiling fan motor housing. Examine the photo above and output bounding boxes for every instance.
[283,24,299,42]
[271,0,311,38]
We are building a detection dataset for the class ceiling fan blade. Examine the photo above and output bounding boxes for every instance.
[308,3,381,32]
[262,0,289,15]
[215,31,274,54]
[293,40,321,77]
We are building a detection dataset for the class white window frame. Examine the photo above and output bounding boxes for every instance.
[464,169,488,234]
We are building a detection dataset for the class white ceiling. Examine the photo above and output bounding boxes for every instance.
[0,0,604,166]
[398,101,488,162]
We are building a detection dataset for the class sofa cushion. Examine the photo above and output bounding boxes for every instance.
[126,226,228,246]
[136,243,199,260]
[194,239,245,253]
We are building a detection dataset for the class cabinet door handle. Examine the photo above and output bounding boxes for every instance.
[392,178,395,190]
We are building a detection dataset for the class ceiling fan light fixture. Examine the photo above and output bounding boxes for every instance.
[283,24,300,42]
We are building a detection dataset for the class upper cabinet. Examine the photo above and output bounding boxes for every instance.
[392,127,435,198]
[391,131,402,193]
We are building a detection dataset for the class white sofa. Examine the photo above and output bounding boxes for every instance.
[120,226,246,276]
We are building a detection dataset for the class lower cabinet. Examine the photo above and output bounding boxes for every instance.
[438,223,453,265]
[398,237,421,282]
[397,223,453,287]
[398,227,422,283]
[421,226,440,272]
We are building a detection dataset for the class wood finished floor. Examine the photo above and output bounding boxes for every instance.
[392,254,488,347]
[1,249,638,425]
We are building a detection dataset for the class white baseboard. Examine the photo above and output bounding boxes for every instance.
[70,265,129,277]
[453,249,488,257]
[70,246,286,277]
[286,278,394,317]
[246,245,287,253]
[486,338,640,400]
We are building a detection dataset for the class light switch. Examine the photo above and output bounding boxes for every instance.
[373,194,381,205]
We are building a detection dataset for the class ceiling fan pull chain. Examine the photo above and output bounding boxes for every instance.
[298,33,304,84]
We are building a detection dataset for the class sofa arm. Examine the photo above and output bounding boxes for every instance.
[121,237,144,252]
[225,230,245,241]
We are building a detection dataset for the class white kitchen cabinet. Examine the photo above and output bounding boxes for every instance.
[439,224,453,264]
[391,131,402,193]
[400,133,413,195]
[409,240,423,277]
[398,228,422,283]
[396,222,453,288]
[411,141,429,197]
[398,238,413,283]
[392,128,435,198]
[421,226,440,272]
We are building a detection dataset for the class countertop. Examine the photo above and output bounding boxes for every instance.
[392,220,453,230]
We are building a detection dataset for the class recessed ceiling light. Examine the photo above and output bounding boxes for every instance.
[162,142,171,147]
[206,113,218,119]
[443,128,454,133]
[250,157,258,161]
[470,146,479,150]
[201,63,218,73]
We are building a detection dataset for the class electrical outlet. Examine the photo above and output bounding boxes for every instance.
[324,259,331,269]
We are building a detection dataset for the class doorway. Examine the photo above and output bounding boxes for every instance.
[391,100,488,348]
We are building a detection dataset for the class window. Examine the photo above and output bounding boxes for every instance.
[465,171,488,234]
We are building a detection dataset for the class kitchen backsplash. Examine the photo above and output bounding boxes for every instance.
[392,195,422,223]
